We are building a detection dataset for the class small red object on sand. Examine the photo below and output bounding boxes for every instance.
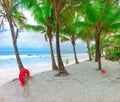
[101,69,106,73]
[19,68,30,87]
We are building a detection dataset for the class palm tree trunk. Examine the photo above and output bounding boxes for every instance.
[55,22,69,76]
[8,17,24,71]
[71,40,79,64]
[52,0,68,76]
[48,36,58,70]
[95,33,98,62]
[86,40,92,61]
[56,23,65,71]
[96,33,102,70]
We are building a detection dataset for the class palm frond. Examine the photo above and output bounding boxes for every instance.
[24,24,44,32]
[44,32,48,41]
[17,0,38,9]
[12,10,26,25]
[110,22,120,31]
[60,35,70,42]
[114,33,120,39]
[76,21,92,29]
[84,0,97,23]
[31,2,52,26]
[61,6,75,26]
[103,2,119,24]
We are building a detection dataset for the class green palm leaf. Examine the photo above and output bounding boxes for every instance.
[24,24,44,32]
[110,22,120,31]
[60,35,70,42]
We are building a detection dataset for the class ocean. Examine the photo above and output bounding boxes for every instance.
[0,47,88,71]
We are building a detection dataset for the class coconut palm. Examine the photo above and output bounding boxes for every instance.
[49,0,69,76]
[75,16,95,61]
[15,0,59,70]
[24,1,58,70]
[60,31,79,64]
[50,0,82,75]
[17,0,82,75]
[78,0,120,70]
[60,7,80,64]
[0,0,26,71]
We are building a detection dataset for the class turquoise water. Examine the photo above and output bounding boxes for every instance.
[0,47,88,70]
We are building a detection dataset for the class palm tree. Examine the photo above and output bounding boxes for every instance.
[50,0,69,76]
[78,0,120,70]
[60,34,79,64]
[0,0,26,71]
[24,2,58,70]
[60,1,93,61]
[76,19,94,61]
[16,0,81,75]
[60,7,80,64]
[50,0,82,75]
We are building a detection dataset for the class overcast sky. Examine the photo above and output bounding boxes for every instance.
[0,10,87,53]
[0,29,86,50]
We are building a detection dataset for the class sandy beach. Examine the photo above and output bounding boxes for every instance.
[0,59,120,102]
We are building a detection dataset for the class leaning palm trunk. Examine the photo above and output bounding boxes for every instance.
[52,0,69,76]
[71,40,79,64]
[55,21,69,76]
[47,16,58,70]
[48,35,58,70]
[86,40,92,61]
[7,16,24,71]
[56,23,66,72]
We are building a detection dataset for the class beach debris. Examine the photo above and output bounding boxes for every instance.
[101,69,106,73]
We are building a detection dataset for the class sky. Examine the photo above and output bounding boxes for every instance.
[0,30,49,48]
[0,30,87,50]
[0,10,46,49]
[0,10,87,53]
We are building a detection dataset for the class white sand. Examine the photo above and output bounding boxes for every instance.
[0,59,120,102]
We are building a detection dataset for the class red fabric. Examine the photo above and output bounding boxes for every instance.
[19,68,30,87]
[101,69,106,73]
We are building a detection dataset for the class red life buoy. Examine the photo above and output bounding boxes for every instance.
[19,68,30,87]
